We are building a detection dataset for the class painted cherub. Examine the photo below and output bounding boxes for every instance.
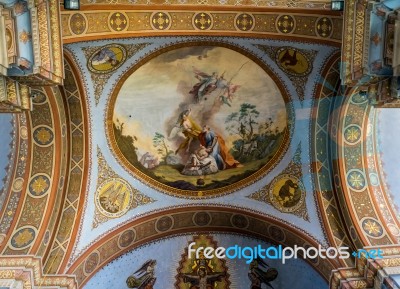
[187,145,210,171]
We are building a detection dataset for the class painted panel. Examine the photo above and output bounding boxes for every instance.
[109,45,289,197]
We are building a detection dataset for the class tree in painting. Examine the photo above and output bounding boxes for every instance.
[226,103,283,163]
[152,132,173,165]
[225,103,260,160]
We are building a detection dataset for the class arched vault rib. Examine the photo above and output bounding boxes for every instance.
[331,86,400,246]
[311,52,356,267]
[43,53,90,275]
[314,53,400,255]
[60,7,342,46]
[66,206,341,287]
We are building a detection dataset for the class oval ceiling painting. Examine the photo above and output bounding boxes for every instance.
[108,44,290,198]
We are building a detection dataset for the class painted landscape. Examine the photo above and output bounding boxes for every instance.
[112,45,288,194]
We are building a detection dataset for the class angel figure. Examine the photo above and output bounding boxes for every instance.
[215,73,241,106]
[126,260,157,289]
[189,68,219,102]
[173,109,202,154]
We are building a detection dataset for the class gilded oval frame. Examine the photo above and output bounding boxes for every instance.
[106,41,293,198]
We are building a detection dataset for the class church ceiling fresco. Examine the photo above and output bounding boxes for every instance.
[2,0,400,288]
[61,36,341,268]
[109,44,290,197]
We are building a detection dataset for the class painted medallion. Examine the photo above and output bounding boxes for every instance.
[276,47,312,76]
[269,174,305,213]
[109,44,290,197]
[88,44,127,73]
[95,178,133,218]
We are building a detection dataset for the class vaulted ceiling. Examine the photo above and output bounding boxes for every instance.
[0,1,400,288]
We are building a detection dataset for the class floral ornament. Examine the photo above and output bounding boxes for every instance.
[30,176,49,195]
[362,219,383,237]
[347,170,365,190]
[344,126,361,143]
[345,147,361,167]
[19,30,31,44]
[371,32,381,46]
[34,127,53,145]
[13,229,34,247]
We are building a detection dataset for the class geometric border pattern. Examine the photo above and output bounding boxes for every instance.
[62,9,342,45]
[43,55,89,275]
[67,0,332,9]
[333,88,394,245]
[1,88,59,255]
[311,53,356,267]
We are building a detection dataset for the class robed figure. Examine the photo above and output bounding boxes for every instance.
[198,125,241,170]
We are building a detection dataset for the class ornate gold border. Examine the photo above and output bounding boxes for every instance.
[106,40,292,198]
[61,9,342,45]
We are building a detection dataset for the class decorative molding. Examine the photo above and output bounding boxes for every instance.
[330,245,400,289]
[61,10,342,45]
[0,256,77,289]
[311,53,356,267]
[60,0,334,9]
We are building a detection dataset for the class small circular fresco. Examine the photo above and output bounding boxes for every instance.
[108,44,290,198]
[10,227,36,249]
[269,174,305,213]
[33,126,54,146]
[95,178,133,218]
[276,47,312,77]
[28,174,51,197]
[88,44,127,74]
